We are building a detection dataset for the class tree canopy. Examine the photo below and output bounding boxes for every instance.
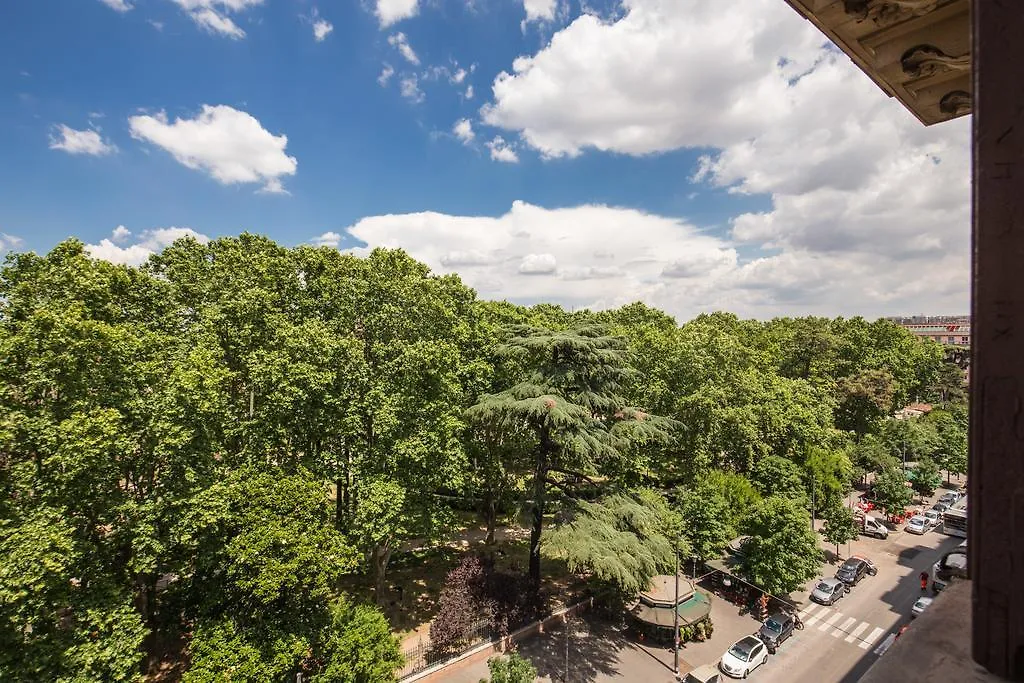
[0,237,958,679]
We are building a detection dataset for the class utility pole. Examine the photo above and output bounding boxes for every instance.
[810,473,816,530]
[564,612,569,683]
[673,546,680,679]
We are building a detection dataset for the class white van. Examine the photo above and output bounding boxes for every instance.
[860,515,889,539]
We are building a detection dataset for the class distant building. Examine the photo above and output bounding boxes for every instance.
[895,403,933,420]
[900,322,971,346]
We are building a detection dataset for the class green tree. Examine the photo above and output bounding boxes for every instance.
[704,470,762,531]
[544,490,681,596]
[741,497,821,596]
[872,467,913,519]
[820,503,859,558]
[676,480,734,562]
[835,368,895,438]
[466,326,675,592]
[909,457,942,499]
[316,599,404,682]
[804,447,853,519]
[751,455,807,501]
[481,652,537,683]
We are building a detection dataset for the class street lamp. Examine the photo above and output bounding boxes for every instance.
[673,546,680,679]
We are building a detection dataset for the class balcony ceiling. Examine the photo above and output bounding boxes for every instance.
[783,0,971,125]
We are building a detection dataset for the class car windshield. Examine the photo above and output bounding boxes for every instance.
[911,516,926,524]
[728,639,755,660]
[764,617,783,633]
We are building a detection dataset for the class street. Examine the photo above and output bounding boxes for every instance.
[436,491,965,683]
[754,520,964,683]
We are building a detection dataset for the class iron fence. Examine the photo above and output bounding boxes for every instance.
[398,618,492,678]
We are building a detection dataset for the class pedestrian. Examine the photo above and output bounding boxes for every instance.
[919,571,928,592]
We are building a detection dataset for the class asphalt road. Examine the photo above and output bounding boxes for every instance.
[752,518,965,683]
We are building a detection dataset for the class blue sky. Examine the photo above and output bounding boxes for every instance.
[0,0,970,320]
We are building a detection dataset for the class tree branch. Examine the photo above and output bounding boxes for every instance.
[547,466,597,485]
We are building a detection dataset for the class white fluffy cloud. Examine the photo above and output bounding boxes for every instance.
[98,0,133,12]
[453,119,474,144]
[311,231,342,248]
[310,8,333,41]
[0,233,24,252]
[378,64,395,86]
[523,0,557,22]
[128,105,297,193]
[399,76,424,104]
[86,227,210,266]
[486,136,518,163]
[387,32,420,65]
[376,0,418,27]
[465,0,970,317]
[170,0,263,38]
[111,225,132,243]
[49,125,117,156]
[341,201,744,312]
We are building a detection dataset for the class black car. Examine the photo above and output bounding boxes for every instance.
[758,612,796,654]
[835,556,878,586]
[933,548,969,592]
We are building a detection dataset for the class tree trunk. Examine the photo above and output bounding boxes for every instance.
[483,492,497,545]
[372,544,392,605]
[342,479,350,532]
[529,441,550,593]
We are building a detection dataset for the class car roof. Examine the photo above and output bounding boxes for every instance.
[736,635,761,648]
[910,514,928,522]
[818,577,842,587]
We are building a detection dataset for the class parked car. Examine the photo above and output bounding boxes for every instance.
[835,556,877,587]
[923,509,942,527]
[931,502,950,514]
[683,664,722,683]
[758,612,797,653]
[938,491,961,506]
[932,547,969,592]
[719,635,769,679]
[912,596,934,618]
[905,514,931,534]
[810,578,847,606]
[857,514,889,539]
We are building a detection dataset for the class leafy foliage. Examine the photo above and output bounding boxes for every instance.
[872,467,913,517]
[675,481,734,561]
[820,503,859,556]
[482,652,537,683]
[466,326,676,591]
[909,457,942,499]
[741,497,821,596]
[429,555,534,656]
[0,236,960,679]
[544,490,680,596]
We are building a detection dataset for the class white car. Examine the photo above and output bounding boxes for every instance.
[905,514,930,534]
[719,635,769,678]
[912,596,934,617]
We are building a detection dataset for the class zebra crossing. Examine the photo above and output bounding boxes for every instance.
[797,603,887,650]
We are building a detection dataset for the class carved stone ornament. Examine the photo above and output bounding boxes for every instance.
[844,0,940,27]
[901,45,971,78]
[939,90,972,117]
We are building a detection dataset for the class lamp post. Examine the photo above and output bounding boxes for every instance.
[673,546,680,679]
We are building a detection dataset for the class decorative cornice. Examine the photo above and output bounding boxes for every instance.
[939,90,972,117]
[901,45,971,78]
[844,0,940,27]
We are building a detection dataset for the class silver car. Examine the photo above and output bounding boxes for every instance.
[905,514,930,534]
[810,577,847,605]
